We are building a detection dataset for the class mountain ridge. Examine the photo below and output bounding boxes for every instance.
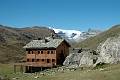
[50,27,101,42]
[0,25,56,63]
[76,24,120,49]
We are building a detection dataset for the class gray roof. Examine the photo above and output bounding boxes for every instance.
[23,38,66,49]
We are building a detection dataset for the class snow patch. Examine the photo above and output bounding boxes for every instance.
[49,27,81,40]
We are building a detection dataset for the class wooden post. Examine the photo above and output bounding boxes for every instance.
[25,66,28,73]
[14,65,16,73]
[51,61,52,69]
[30,66,32,73]
[41,67,42,71]
[20,65,22,72]
[20,65,23,73]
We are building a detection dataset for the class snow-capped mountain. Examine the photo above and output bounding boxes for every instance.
[49,27,102,42]
[52,28,81,39]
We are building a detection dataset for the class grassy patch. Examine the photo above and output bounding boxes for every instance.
[0,63,120,80]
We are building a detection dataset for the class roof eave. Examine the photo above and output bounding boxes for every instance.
[23,47,56,49]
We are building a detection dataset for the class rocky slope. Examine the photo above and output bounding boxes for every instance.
[0,25,56,63]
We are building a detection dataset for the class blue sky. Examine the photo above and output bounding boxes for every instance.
[0,0,120,31]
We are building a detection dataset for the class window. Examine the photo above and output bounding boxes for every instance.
[51,51,54,54]
[32,59,35,62]
[41,51,43,54]
[38,51,40,54]
[31,51,33,54]
[47,51,50,54]
[28,51,30,54]
[47,59,50,63]
[52,59,55,62]
[27,59,29,62]
[37,59,40,62]
[41,59,44,62]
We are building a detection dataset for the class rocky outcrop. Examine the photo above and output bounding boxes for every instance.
[63,51,97,68]
[64,36,120,68]
[95,36,120,64]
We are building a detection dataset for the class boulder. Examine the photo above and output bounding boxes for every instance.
[63,51,96,68]
[95,36,120,64]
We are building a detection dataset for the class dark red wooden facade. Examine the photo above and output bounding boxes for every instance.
[24,40,70,72]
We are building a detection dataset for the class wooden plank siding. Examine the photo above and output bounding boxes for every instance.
[26,49,57,67]
[25,40,69,67]
[56,41,69,65]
